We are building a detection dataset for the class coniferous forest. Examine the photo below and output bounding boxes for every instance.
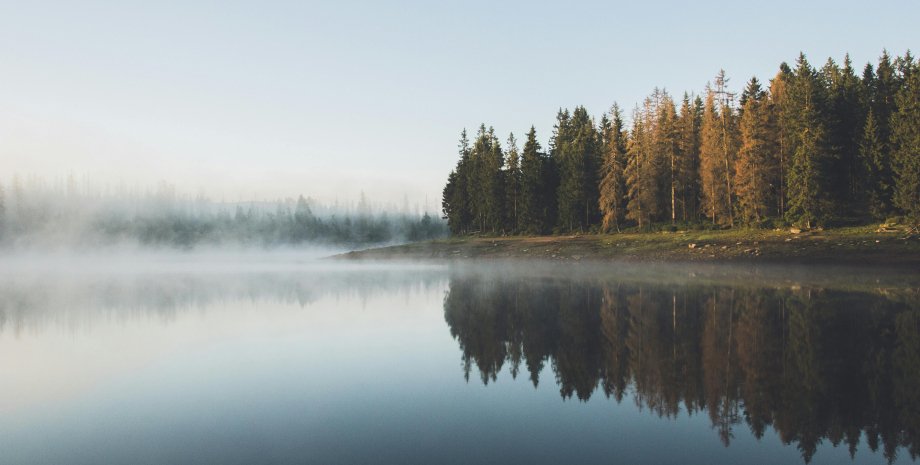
[442,51,920,235]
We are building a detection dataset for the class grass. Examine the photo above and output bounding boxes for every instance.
[338,224,920,268]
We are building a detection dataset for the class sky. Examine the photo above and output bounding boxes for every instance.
[0,0,917,207]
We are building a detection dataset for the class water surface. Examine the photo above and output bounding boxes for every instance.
[1,259,917,464]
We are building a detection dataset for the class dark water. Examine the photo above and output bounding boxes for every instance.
[1,261,918,464]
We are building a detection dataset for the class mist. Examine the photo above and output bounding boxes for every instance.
[0,175,446,252]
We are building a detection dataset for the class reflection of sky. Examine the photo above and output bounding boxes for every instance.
[0,269,448,415]
[0,266,907,464]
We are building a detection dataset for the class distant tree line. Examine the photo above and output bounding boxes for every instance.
[0,181,445,248]
[442,51,920,235]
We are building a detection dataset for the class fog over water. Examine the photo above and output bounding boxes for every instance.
[0,177,446,250]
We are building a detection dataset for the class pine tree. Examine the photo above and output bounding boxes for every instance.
[734,77,777,224]
[714,71,738,227]
[890,57,920,221]
[786,54,831,228]
[862,51,900,215]
[520,127,546,234]
[822,55,866,217]
[468,125,505,233]
[625,100,661,229]
[676,94,702,222]
[655,92,680,225]
[504,133,522,233]
[599,104,628,232]
[442,130,473,234]
[554,107,600,232]
[550,109,572,231]
[769,63,794,217]
[700,90,731,225]
[859,110,888,218]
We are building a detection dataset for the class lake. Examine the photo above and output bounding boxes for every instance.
[1,258,918,464]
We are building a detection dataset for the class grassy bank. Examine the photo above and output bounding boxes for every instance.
[337,225,920,267]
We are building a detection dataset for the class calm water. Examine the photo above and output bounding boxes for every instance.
[1,259,918,464]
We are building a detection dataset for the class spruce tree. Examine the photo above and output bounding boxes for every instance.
[625,100,661,229]
[786,53,831,228]
[598,104,628,232]
[735,77,777,224]
[520,127,546,234]
[553,107,599,232]
[675,95,703,222]
[769,63,795,217]
[504,133,523,233]
[655,92,680,225]
[442,130,473,234]
[822,55,866,217]
[468,125,505,233]
[890,57,920,221]
[699,90,731,225]
[864,51,899,215]
[859,110,888,218]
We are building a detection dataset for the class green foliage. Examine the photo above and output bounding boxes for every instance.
[859,110,889,218]
[598,105,627,232]
[735,77,778,224]
[519,127,549,234]
[504,133,523,233]
[553,107,601,232]
[891,57,920,221]
[785,54,832,228]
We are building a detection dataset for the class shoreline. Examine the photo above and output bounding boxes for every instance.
[335,226,920,268]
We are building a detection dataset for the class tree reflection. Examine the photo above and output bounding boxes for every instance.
[443,275,920,463]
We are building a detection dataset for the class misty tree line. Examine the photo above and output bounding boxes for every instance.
[0,180,446,248]
[442,50,920,235]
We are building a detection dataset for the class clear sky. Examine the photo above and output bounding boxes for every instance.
[0,0,917,206]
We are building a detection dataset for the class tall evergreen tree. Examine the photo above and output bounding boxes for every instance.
[786,53,831,228]
[862,51,900,215]
[700,90,731,225]
[890,57,920,221]
[599,104,628,232]
[655,92,680,225]
[520,127,547,234]
[442,130,473,234]
[769,63,795,217]
[469,125,505,233]
[676,94,702,222]
[554,107,600,232]
[734,77,777,224]
[714,71,739,228]
[625,101,661,229]
[822,55,866,216]
[504,133,523,233]
[859,110,888,218]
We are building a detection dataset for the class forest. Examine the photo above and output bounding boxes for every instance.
[0,179,446,248]
[442,51,920,235]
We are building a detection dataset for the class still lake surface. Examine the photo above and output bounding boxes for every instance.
[1,257,918,464]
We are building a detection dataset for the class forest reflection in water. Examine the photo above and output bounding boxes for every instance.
[1,260,918,464]
[443,266,920,464]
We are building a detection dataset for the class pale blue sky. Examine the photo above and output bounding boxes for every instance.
[0,0,916,206]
